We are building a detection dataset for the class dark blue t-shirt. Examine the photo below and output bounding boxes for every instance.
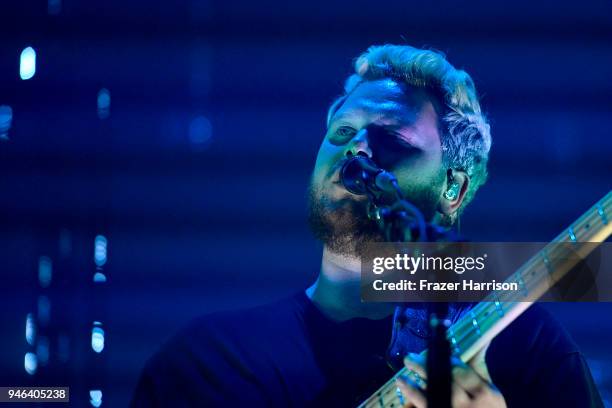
[131,293,602,407]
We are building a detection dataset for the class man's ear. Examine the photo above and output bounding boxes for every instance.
[438,169,470,217]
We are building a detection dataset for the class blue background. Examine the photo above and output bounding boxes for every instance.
[0,0,611,406]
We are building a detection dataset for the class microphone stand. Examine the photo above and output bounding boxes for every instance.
[426,303,452,408]
[341,156,452,408]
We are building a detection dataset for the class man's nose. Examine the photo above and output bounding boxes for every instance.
[345,129,373,158]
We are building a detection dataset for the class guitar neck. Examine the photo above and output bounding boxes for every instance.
[358,190,612,408]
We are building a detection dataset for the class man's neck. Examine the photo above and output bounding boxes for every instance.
[306,247,394,322]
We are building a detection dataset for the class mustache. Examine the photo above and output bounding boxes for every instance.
[329,157,352,179]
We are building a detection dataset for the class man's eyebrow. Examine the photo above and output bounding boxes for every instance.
[329,110,361,125]
[330,101,425,137]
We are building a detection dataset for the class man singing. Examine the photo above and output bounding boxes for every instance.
[132,44,602,407]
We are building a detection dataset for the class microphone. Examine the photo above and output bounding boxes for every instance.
[339,156,458,243]
[339,155,399,197]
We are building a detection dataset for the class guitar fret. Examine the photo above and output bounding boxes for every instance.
[470,311,481,335]
[382,375,404,408]
[495,299,504,316]
[542,250,552,272]
[567,197,609,242]
[517,274,528,297]
[452,304,492,350]
[447,326,461,354]
[598,204,608,225]
[452,304,501,358]
[568,226,577,242]
[395,387,404,406]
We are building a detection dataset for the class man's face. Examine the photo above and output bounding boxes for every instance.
[308,78,447,256]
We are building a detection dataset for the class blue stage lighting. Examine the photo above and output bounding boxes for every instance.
[20,47,36,80]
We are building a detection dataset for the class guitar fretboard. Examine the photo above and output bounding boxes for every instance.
[358,190,611,408]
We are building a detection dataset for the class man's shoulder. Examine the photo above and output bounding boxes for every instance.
[145,292,309,370]
[131,292,314,406]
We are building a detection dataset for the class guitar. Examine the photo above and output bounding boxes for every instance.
[357,190,612,408]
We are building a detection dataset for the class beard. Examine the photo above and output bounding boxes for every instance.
[307,181,384,257]
[307,176,442,257]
